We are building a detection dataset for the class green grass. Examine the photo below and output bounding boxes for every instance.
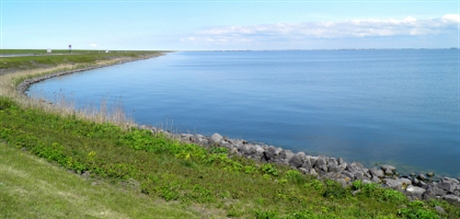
[0,141,209,219]
[0,50,162,72]
[1,96,459,218]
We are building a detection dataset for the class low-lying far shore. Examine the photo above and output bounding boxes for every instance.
[16,52,162,94]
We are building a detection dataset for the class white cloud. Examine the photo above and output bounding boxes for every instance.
[184,14,459,44]
[90,43,98,47]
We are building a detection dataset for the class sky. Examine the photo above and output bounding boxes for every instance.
[1,0,459,50]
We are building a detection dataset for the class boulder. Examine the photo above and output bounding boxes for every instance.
[210,133,223,144]
[423,185,447,200]
[405,185,426,200]
[193,134,208,145]
[289,153,304,168]
[369,168,384,178]
[341,171,355,180]
[380,165,396,175]
[437,182,457,193]
[384,179,405,191]
[263,146,277,161]
[435,206,447,215]
[443,194,460,204]
[278,150,295,163]
[314,156,328,172]
[417,174,427,181]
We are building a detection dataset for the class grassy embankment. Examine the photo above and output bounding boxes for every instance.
[1,50,459,219]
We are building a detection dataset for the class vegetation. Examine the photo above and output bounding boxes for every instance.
[1,50,459,218]
[0,49,162,73]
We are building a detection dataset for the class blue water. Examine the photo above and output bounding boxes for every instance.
[28,50,459,177]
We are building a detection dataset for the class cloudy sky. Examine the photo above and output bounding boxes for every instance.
[2,0,458,50]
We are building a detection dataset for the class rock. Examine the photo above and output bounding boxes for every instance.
[327,159,340,172]
[301,157,313,170]
[380,165,396,174]
[180,134,193,142]
[441,177,459,185]
[405,185,426,200]
[346,163,359,174]
[263,146,277,161]
[309,168,318,176]
[341,171,355,180]
[384,179,403,191]
[337,157,345,165]
[435,206,447,215]
[193,134,208,145]
[371,176,381,183]
[427,172,435,177]
[369,168,384,178]
[417,174,427,181]
[398,177,412,187]
[437,182,456,193]
[210,133,223,144]
[278,150,295,163]
[423,185,447,200]
[443,194,460,204]
[289,153,304,168]
[354,171,366,180]
[314,156,328,172]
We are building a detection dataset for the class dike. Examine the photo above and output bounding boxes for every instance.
[139,125,460,205]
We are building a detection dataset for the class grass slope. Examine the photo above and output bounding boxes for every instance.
[0,142,204,219]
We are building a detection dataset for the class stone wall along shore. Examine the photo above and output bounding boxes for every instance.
[139,125,460,205]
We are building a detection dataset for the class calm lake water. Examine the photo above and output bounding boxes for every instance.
[28,50,459,177]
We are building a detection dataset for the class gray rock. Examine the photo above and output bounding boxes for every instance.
[369,168,384,178]
[314,156,328,172]
[278,150,295,163]
[210,133,223,144]
[423,185,447,200]
[381,165,396,175]
[289,154,304,168]
[417,174,427,181]
[263,146,277,161]
[443,194,460,204]
[327,159,341,172]
[180,134,193,142]
[341,171,355,181]
[193,134,208,145]
[337,157,345,165]
[346,163,359,174]
[301,157,313,170]
[398,178,412,187]
[384,179,402,189]
[309,168,318,176]
[371,176,381,183]
[427,172,435,177]
[437,182,456,193]
[435,206,447,215]
[405,185,426,200]
[441,177,459,185]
